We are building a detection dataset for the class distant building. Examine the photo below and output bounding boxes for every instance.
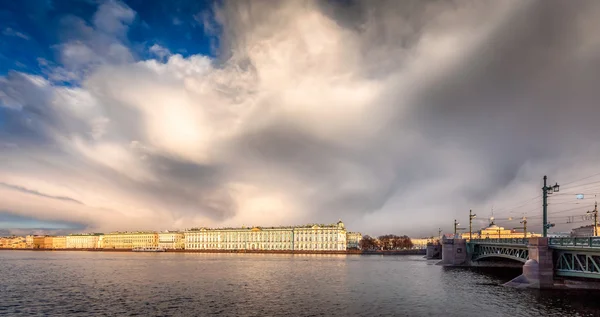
[158,231,185,250]
[52,236,67,249]
[32,236,45,249]
[0,236,26,248]
[43,236,54,249]
[185,220,353,251]
[411,238,436,249]
[548,232,571,238]
[346,232,362,249]
[102,232,158,249]
[66,234,103,249]
[463,222,541,239]
[571,225,600,237]
[25,235,34,248]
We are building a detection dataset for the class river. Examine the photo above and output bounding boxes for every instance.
[1,251,599,316]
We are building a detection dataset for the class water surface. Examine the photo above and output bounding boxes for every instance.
[1,251,599,316]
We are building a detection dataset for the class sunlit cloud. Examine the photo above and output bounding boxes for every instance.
[1,0,600,236]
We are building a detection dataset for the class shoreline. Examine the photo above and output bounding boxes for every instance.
[0,248,426,255]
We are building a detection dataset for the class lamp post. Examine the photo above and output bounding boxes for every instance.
[520,217,528,239]
[469,209,476,240]
[542,175,560,237]
[454,220,459,236]
[587,202,598,236]
[454,220,465,238]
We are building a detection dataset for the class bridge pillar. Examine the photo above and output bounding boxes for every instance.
[505,237,554,289]
[426,243,441,259]
[440,238,468,266]
[527,237,554,288]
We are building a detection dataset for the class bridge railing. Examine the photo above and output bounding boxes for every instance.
[549,237,600,248]
[468,238,528,245]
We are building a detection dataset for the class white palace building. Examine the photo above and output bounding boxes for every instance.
[185,220,361,251]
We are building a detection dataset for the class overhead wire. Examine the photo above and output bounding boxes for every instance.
[561,172,600,187]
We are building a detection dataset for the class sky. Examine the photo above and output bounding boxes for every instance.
[1,0,600,237]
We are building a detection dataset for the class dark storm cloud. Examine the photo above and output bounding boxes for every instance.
[0,182,83,204]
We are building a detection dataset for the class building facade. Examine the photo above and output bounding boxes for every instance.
[411,238,436,249]
[0,236,27,248]
[102,232,158,249]
[43,236,54,249]
[158,231,185,249]
[462,222,541,239]
[346,232,362,249]
[32,236,45,249]
[66,234,103,249]
[52,236,67,249]
[25,235,34,248]
[571,225,600,237]
[185,221,352,251]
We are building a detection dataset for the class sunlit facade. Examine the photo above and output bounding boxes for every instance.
[52,236,67,249]
[25,235,34,248]
[32,236,45,249]
[102,232,158,249]
[463,223,541,239]
[66,234,103,249]
[158,231,185,249]
[43,236,54,249]
[185,221,353,251]
[0,236,27,248]
[411,238,437,249]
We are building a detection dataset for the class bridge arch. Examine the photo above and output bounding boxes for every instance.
[471,244,529,263]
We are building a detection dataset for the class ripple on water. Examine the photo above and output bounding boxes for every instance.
[1,252,600,316]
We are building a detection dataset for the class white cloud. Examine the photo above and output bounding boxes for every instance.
[92,0,136,37]
[55,0,135,75]
[1,1,600,237]
[2,28,30,40]
[149,44,171,60]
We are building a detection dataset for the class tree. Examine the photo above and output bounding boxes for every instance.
[398,235,413,249]
[359,235,378,250]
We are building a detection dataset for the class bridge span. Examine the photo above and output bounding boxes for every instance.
[439,237,600,289]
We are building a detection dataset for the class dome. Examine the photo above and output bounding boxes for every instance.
[337,219,345,228]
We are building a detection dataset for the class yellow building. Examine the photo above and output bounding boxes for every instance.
[0,236,27,248]
[43,236,54,249]
[25,235,34,248]
[32,236,45,249]
[465,222,541,239]
[66,234,103,249]
[158,231,184,249]
[52,236,67,249]
[411,238,437,249]
[185,221,353,251]
[102,232,158,249]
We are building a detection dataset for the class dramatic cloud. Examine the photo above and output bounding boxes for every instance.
[1,0,600,236]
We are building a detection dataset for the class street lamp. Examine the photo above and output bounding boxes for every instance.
[454,219,465,238]
[454,219,460,236]
[542,175,559,237]
[469,210,476,240]
[520,217,528,239]
[587,202,598,236]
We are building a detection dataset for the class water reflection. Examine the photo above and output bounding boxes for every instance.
[0,251,599,316]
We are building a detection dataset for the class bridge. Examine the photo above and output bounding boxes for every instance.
[439,237,600,289]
